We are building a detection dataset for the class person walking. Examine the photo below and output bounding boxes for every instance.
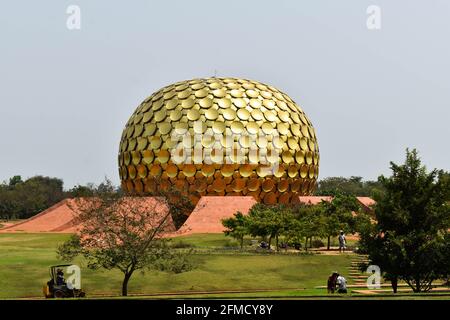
[338,231,346,253]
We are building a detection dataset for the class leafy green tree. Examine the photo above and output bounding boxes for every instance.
[222,211,248,249]
[292,204,326,250]
[316,176,383,197]
[246,204,291,251]
[320,193,360,250]
[359,149,450,292]
[57,179,195,296]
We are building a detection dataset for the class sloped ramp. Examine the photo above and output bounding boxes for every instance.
[176,196,257,235]
[0,197,175,233]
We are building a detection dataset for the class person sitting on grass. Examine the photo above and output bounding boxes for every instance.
[336,274,347,294]
[56,268,65,286]
[327,272,338,294]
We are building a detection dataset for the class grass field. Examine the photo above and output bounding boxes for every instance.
[0,233,354,299]
[0,233,448,299]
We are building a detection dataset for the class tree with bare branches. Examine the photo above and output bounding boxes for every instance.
[57,180,194,296]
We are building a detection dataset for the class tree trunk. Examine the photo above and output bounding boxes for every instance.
[268,235,272,250]
[240,237,243,249]
[309,237,312,248]
[327,236,330,250]
[391,276,398,293]
[275,235,279,252]
[122,272,133,296]
[304,237,308,251]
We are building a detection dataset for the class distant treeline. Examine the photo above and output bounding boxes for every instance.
[0,176,114,219]
[0,174,384,220]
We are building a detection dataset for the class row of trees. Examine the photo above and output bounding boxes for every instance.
[222,194,372,251]
[0,176,118,220]
[315,176,384,197]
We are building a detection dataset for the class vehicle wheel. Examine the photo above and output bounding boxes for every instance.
[54,290,65,298]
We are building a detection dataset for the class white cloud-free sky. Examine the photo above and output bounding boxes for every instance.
[0,0,449,189]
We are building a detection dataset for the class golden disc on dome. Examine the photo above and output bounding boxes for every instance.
[230,89,243,98]
[249,99,262,109]
[295,150,305,164]
[156,150,170,164]
[165,99,179,110]
[230,121,244,134]
[170,109,182,121]
[143,123,156,137]
[217,98,232,109]
[191,83,205,90]
[174,122,188,134]
[277,123,289,135]
[301,125,310,137]
[166,164,178,178]
[209,82,223,89]
[300,164,308,178]
[263,192,277,204]
[221,164,235,177]
[291,179,301,192]
[205,108,219,120]
[142,111,153,123]
[201,135,215,148]
[279,192,291,204]
[123,152,131,165]
[306,151,313,165]
[299,137,308,150]
[237,108,250,120]
[212,89,226,98]
[222,108,236,120]
[239,135,251,148]
[309,139,316,152]
[278,179,289,192]
[287,137,299,150]
[137,137,148,151]
[178,89,192,99]
[152,99,164,111]
[261,123,273,134]
[239,164,254,177]
[232,98,246,108]
[131,151,141,165]
[278,111,290,122]
[262,179,275,192]
[231,178,246,192]
[288,165,298,178]
[127,138,137,151]
[256,166,270,177]
[264,110,277,122]
[246,89,259,98]
[154,109,167,122]
[247,122,259,134]
[187,109,200,121]
[134,179,144,193]
[181,98,195,109]
[263,99,276,109]
[256,136,268,148]
[149,136,162,149]
[158,122,172,135]
[175,83,189,91]
[127,165,137,179]
[273,165,285,178]
[248,178,260,191]
[261,91,272,99]
[212,121,226,133]
[194,88,209,98]
[133,124,143,137]
[201,164,215,177]
[212,179,226,192]
[193,179,207,192]
[182,164,196,177]
[137,164,147,179]
[282,150,294,164]
[251,109,264,121]
[199,97,213,108]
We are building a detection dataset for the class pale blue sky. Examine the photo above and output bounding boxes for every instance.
[0,0,449,189]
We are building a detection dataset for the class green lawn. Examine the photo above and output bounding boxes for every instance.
[0,233,354,299]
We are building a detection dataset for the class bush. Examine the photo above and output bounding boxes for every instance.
[170,240,193,249]
[311,239,325,248]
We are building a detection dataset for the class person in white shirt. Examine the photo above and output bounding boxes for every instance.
[336,274,347,294]
[338,231,346,253]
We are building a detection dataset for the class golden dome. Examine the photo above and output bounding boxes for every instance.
[118,77,319,205]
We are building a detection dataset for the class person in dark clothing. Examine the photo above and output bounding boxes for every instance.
[327,272,338,293]
[56,269,65,286]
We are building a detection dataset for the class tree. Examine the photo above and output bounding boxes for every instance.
[222,212,248,249]
[246,204,291,251]
[57,179,194,296]
[320,194,360,250]
[291,204,326,250]
[359,149,450,292]
[316,176,383,197]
